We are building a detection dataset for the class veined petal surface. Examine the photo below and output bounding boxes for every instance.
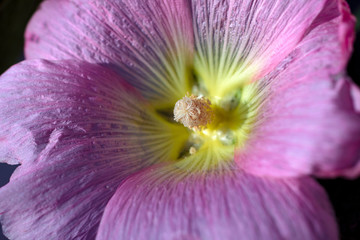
[192,0,329,97]
[96,165,337,240]
[237,1,360,178]
[0,60,186,240]
[25,0,194,107]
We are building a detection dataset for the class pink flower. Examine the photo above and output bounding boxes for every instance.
[1,0,360,239]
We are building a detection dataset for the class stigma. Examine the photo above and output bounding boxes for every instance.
[173,94,214,131]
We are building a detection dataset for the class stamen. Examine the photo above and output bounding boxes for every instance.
[189,147,197,155]
[173,94,213,130]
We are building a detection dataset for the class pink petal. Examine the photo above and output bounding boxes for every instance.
[1,59,145,166]
[1,145,136,240]
[338,0,356,63]
[316,79,360,178]
[350,81,360,113]
[96,165,337,240]
[237,1,360,178]
[0,60,170,239]
[192,0,330,89]
[25,0,194,107]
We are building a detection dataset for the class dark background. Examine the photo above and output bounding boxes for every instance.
[1,0,360,239]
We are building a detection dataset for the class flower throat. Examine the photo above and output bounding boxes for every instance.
[166,84,259,172]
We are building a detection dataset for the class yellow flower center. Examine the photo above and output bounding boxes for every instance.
[168,83,261,172]
[134,43,264,173]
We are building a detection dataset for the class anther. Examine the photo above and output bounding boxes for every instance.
[173,94,213,130]
[189,147,197,155]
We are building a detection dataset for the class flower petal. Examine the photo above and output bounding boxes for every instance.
[192,0,329,97]
[350,81,360,113]
[237,1,360,178]
[25,0,194,107]
[0,59,187,239]
[1,145,134,240]
[96,165,337,240]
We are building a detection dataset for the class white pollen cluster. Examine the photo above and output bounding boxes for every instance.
[173,94,213,130]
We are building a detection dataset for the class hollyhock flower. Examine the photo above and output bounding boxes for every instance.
[1,0,360,239]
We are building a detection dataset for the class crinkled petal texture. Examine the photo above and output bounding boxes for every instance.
[25,0,194,107]
[237,0,360,178]
[192,0,331,96]
[96,165,337,240]
[0,60,181,240]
